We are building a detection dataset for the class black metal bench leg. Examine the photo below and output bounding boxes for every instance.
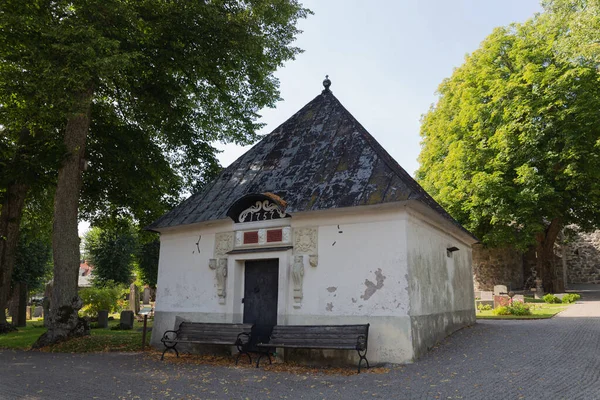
[357,350,369,373]
[161,344,179,360]
[235,351,252,365]
[256,352,272,368]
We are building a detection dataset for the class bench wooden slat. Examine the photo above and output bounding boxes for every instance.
[179,323,252,330]
[161,321,256,363]
[178,331,250,337]
[174,339,243,345]
[260,324,369,350]
[179,327,251,332]
[163,322,253,346]
[177,335,250,343]
[269,339,360,345]
[270,333,364,339]
[179,321,252,329]
[271,325,367,332]
[257,343,357,350]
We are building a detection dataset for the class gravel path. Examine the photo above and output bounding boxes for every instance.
[2,285,599,399]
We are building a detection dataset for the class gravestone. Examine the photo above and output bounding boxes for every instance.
[120,310,134,330]
[534,278,544,299]
[480,291,494,301]
[494,295,510,309]
[129,284,140,314]
[42,297,50,327]
[143,287,150,305]
[474,291,482,300]
[33,306,43,318]
[512,294,525,303]
[493,285,508,296]
[26,306,32,320]
[97,310,109,328]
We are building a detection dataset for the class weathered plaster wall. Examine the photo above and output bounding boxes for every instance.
[565,230,600,284]
[288,208,413,364]
[151,204,474,365]
[150,206,414,364]
[406,212,475,360]
[150,222,232,346]
[472,245,524,291]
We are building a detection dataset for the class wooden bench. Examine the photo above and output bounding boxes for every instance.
[160,322,254,364]
[256,324,370,372]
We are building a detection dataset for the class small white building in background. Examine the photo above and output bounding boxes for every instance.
[148,79,477,365]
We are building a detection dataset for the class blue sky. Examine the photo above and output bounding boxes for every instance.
[217,0,543,176]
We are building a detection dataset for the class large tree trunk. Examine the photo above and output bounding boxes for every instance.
[16,282,27,327]
[535,218,563,293]
[0,129,32,333]
[0,182,29,330]
[33,91,93,348]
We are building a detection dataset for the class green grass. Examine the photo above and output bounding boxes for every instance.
[477,303,570,319]
[523,296,546,304]
[0,317,153,352]
[0,320,46,349]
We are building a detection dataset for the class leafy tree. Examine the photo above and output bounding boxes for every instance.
[13,191,54,295]
[0,0,309,346]
[417,2,600,292]
[84,222,137,287]
[79,284,124,317]
[136,235,160,288]
[0,129,58,328]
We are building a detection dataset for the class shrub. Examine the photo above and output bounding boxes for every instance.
[562,293,581,304]
[477,303,492,311]
[507,300,532,316]
[493,306,511,315]
[79,285,124,317]
[543,294,561,304]
[491,301,532,316]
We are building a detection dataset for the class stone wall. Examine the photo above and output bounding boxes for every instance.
[471,229,600,289]
[472,245,524,291]
[565,230,600,284]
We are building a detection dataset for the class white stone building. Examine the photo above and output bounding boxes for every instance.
[148,80,478,364]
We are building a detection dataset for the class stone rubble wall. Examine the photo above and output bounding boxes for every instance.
[471,229,600,290]
[472,245,524,291]
[564,230,600,284]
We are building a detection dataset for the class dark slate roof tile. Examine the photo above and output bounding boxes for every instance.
[148,91,475,240]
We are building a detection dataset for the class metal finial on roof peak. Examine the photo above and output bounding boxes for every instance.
[322,75,331,93]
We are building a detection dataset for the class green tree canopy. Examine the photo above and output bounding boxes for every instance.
[84,221,137,287]
[417,0,600,290]
[13,190,54,294]
[0,0,309,343]
[136,234,160,288]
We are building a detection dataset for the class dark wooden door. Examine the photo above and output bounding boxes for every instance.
[243,259,278,351]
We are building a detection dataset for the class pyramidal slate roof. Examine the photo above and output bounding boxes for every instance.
[148,88,472,238]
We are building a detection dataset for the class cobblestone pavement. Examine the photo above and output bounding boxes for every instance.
[2,286,599,400]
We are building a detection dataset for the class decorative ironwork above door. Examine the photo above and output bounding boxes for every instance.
[227,193,290,223]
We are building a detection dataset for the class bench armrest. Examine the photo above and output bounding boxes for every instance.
[356,334,367,351]
[161,330,178,343]
[236,332,250,345]
[257,334,271,346]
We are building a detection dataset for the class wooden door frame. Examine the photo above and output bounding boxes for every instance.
[225,249,292,326]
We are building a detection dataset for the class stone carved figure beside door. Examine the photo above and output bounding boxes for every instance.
[292,255,304,307]
[209,258,228,304]
[214,232,234,257]
[293,228,318,268]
